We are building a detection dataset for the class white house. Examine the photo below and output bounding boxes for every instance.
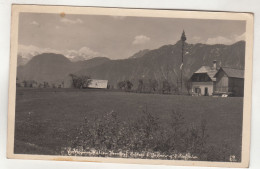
[189,61,218,96]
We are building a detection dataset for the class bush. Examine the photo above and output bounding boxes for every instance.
[117,80,133,91]
[62,108,239,162]
[69,74,91,89]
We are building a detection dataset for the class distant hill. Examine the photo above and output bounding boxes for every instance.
[76,41,245,87]
[17,53,74,83]
[17,53,110,84]
[73,57,110,70]
[17,55,30,66]
[129,49,150,59]
[17,41,245,88]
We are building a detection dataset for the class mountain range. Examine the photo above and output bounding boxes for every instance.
[17,40,245,88]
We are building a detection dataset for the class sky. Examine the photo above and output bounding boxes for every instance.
[18,13,246,61]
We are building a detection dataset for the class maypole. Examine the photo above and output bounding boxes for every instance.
[180,30,186,93]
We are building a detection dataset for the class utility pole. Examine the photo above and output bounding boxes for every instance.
[180,30,186,93]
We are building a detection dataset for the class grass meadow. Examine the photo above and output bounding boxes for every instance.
[14,88,243,161]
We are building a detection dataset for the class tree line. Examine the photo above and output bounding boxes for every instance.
[16,71,192,94]
[116,78,192,95]
[16,79,65,88]
[16,74,91,89]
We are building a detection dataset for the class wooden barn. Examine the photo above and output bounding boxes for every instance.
[213,67,244,97]
[88,79,108,89]
[190,61,218,96]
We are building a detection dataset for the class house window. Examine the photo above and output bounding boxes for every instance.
[195,87,201,94]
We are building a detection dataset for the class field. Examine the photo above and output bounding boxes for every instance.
[14,88,243,161]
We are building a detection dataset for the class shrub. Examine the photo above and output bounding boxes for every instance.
[117,80,133,91]
[62,109,239,162]
[69,74,91,89]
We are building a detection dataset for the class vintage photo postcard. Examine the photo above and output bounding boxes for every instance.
[7,5,253,168]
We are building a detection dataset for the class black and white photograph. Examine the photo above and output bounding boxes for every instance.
[7,5,253,168]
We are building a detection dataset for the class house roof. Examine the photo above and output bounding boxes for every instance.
[194,66,218,81]
[216,67,244,79]
[88,79,108,89]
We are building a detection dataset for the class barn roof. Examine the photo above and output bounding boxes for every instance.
[194,66,218,81]
[216,67,244,79]
[88,79,108,89]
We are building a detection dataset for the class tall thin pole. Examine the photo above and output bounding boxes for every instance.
[181,41,184,92]
[180,30,186,93]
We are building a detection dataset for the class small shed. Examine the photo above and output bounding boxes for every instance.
[88,79,108,89]
[214,67,244,97]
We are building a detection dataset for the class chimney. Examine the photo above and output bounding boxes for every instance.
[213,60,217,70]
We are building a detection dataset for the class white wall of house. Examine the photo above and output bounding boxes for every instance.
[191,82,214,96]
